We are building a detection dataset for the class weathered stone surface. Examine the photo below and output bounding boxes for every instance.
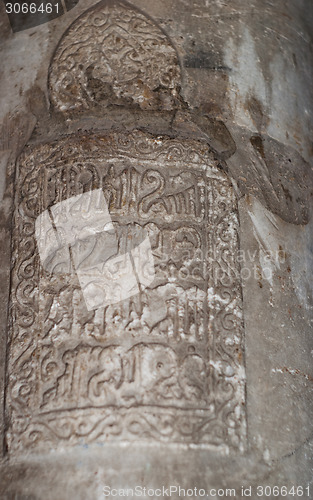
[0,0,312,496]
[49,1,182,112]
[7,131,245,453]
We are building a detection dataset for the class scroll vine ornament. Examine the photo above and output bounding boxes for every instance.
[7,132,246,452]
[49,0,182,112]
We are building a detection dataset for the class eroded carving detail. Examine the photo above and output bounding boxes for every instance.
[49,1,181,112]
[7,132,245,452]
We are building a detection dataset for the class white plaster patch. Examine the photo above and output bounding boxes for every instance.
[224,27,313,161]
[224,28,268,132]
[247,196,313,310]
[268,53,313,159]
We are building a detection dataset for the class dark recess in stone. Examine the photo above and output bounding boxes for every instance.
[64,0,80,9]
[184,50,231,71]
[250,135,265,159]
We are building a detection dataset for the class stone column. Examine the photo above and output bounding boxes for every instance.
[0,0,312,498]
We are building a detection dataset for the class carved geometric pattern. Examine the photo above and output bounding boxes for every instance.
[7,131,246,453]
[49,0,182,112]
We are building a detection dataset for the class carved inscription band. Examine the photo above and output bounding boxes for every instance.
[7,132,246,453]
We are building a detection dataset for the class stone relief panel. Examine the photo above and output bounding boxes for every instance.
[49,0,182,112]
[6,132,245,453]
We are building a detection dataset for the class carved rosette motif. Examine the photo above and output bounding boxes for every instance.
[49,0,181,112]
[7,132,246,453]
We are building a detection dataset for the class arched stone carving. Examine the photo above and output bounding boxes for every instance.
[49,0,181,112]
[6,1,246,455]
